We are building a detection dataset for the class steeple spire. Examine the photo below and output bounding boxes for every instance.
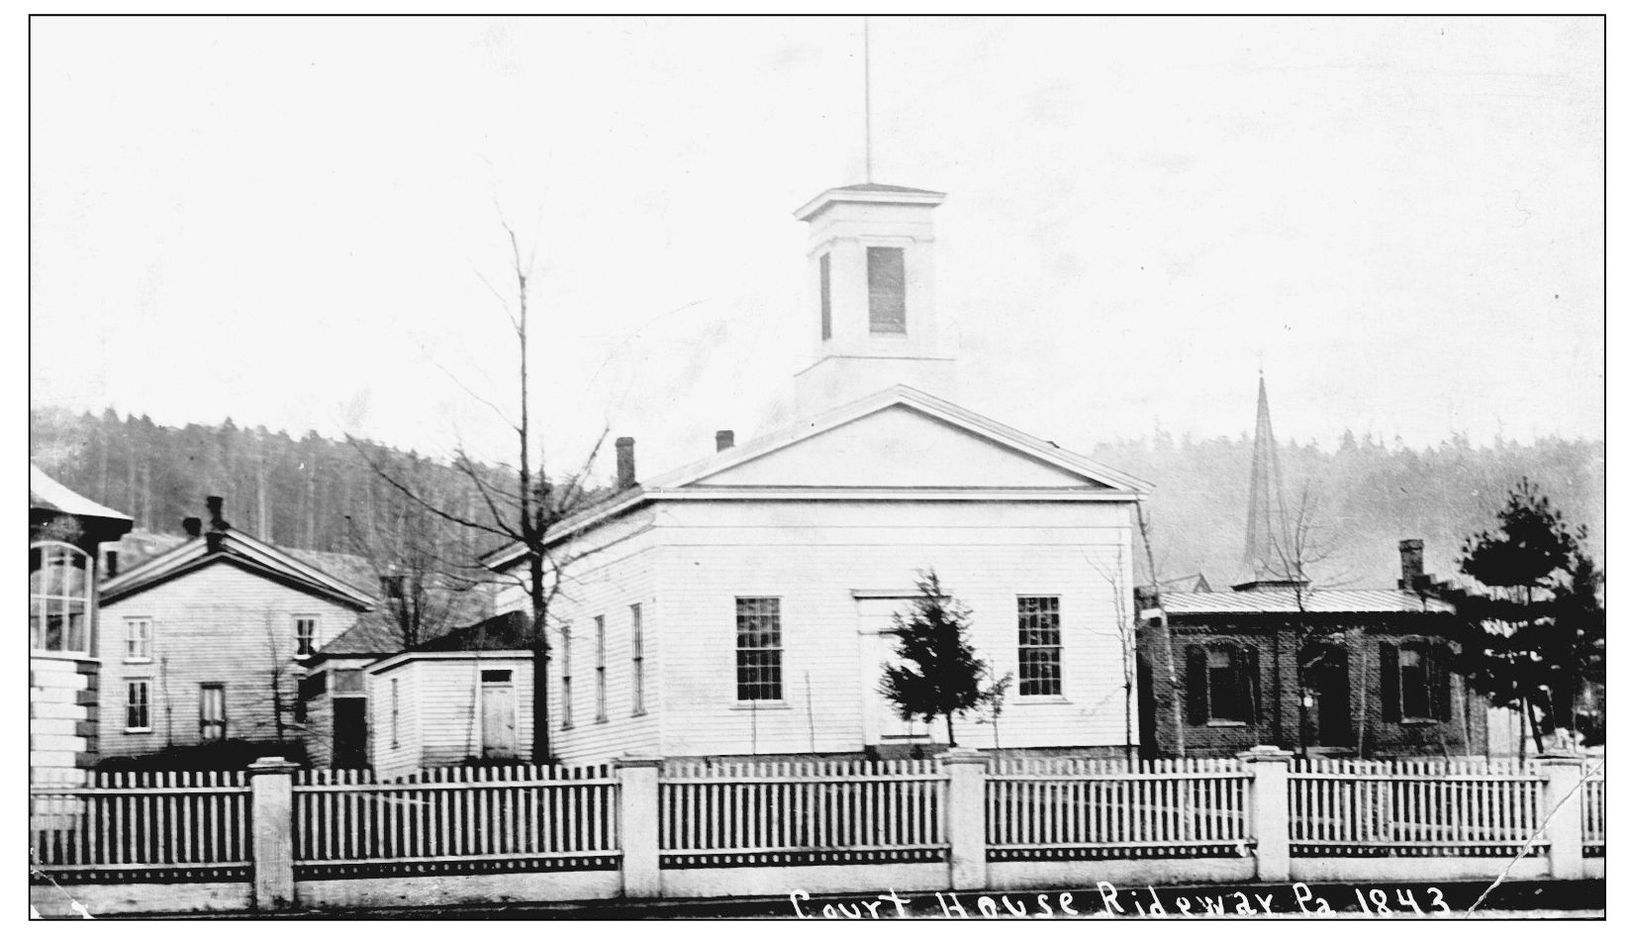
[1240,373,1290,586]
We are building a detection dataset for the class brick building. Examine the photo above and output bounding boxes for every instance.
[1136,541,1487,759]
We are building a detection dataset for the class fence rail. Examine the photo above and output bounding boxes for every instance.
[30,771,252,882]
[986,760,1251,860]
[291,764,619,878]
[658,759,947,867]
[1290,763,1546,857]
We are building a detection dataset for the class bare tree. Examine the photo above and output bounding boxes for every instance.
[1134,500,1185,757]
[1091,552,1138,765]
[343,457,488,651]
[259,611,296,746]
[351,219,611,765]
[1265,482,1351,755]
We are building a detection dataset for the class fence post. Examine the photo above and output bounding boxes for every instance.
[1237,745,1294,882]
[939,748,989,891]
[617,757,663,898]
[248,756,299,911]
[1539,752,1584,880]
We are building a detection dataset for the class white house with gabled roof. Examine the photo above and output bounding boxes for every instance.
[483,180,1152,765]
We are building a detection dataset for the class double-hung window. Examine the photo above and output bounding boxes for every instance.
[1017,596,1062,696]
[125,616,151,662]
[735,598,783,701]
[126,679,151,731]
[560,624,574,729]
[630,604,645,716]
[594,615,608,723]
[294,615,318,658]
[199,684,227,742]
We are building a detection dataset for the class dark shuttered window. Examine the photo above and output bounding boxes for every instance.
[867,247,906,334]
[1383,639,1451,722]
[1185,642,1260,725]
[819,252,832,341]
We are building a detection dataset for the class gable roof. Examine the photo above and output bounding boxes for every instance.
[100,527,377,610]
[484,384,1151,571]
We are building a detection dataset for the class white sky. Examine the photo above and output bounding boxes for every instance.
[28,16,1604,482]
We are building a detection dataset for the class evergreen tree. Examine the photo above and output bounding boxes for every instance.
[1452,478,1604,753]
[879,571,1002,747]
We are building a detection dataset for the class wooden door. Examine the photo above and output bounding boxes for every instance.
[482,682,518,758]
[332,697,367,769]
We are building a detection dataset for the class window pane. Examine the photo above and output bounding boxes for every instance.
[736,597,783,701]
[1017,597,1062,696]
[333,670,365,693]
[867,247,906,334]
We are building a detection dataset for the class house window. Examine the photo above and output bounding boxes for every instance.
[867,247,906,334]
[294,615,318,658]
[1383,640,1449,722]
[333,669,364,694]
[126,680,151,731]
[481,669,512,683]
[594,615,608,723]
[29,541,92,655]
[1017,596,1063,696]
[735,597,782,701]
[560,624,574,729]
[819,252,832,341]
[390,678,400,748]
[1185,642,1259,725]
[199,684,227,742]
[125,616,152,662]
[631,604,645,716]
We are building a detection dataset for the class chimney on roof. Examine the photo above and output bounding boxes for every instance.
[206,495,230,533]
[105,550,119,579]
[182,517,203,539]
[715,429,735,452]
[1398,539,1427,591]
[615,437,637,491]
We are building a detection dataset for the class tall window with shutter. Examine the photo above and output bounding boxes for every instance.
[819,252,832,341]
[867,247,906,334]
[1381,639,1450,722]
[1185,642,1260,725]
[560,624,574,729]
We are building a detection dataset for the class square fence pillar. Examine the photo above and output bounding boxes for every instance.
[1237,745,1294,882]
[617,757,663,898]
[939,748,989,891]
[1539,752,1585,880]
[248,757,299,911]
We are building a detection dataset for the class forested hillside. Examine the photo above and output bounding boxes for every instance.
[1088,430,1603,589]
[31,407,1603,591]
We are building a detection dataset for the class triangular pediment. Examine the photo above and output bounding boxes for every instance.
[693,405,1097,489]
[663,387,1146,493]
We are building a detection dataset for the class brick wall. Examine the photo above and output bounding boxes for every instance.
[1138,613,1486,758]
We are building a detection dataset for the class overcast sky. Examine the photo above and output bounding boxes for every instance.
[29,16,1603,482]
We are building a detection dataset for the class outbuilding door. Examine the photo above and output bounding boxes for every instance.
[856,596,932,747]
[481,674,518,758]
[332,697,367,769]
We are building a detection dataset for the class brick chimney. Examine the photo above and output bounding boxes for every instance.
[615,437,637,491]
[715,429,735,452]
[182,517,203,539]
[205,496,230,553]
[1398,539,1426,591]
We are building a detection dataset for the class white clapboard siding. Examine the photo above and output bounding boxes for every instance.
[652,498,1136,758]
[98,562,363,758]
[547,533,661,764]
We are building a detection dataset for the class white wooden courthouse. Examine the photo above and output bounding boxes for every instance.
[485,181,1152,765]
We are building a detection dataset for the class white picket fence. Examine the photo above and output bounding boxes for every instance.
[986,757,1251,859]
[1289,758,1545,856]
[291,764,619,876]
[658,759,947,866]
[1583,763,1605,856]
[30,771,252,880]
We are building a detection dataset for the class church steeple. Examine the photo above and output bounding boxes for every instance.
[790,183,957,416]
[1236,373,1299,590]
